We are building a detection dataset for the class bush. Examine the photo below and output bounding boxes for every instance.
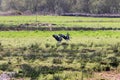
[29,43,40,52]
[23,53,37,60]
[53,75,61,80]
[45,43,51,48]
[0,55,3,60]
[0,63,8,71]
[0,42,3,51]
[111,43,120,53]
[38,65,64,74]
[20,64,39,78]
[108,57,119,68]
[53,58,62,64]
[3,51,11,57]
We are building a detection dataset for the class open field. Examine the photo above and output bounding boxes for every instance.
[0,16,120,31]
[0,31,120,80]
[0,15,120,79]
[0,31,120,47]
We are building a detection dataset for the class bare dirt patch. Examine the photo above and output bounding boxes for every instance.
[89,71,120,80]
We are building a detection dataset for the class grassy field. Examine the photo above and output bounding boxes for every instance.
[0,16,120,80]
[0,31,120,47]
[0,16,120,29]
[0,31,120,80]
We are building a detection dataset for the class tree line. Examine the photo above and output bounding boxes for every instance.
[0,0,120,14]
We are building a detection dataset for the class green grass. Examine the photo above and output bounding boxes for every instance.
[0,31,120,47]
[0,31,120,80]
[0,16,120,28]
[0,16,120,79]
[0,30,120,38]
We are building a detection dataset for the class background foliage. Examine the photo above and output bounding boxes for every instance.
[0,0,120,14]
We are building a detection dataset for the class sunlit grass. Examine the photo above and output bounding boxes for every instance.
[0,31,120,47]
[0,31,120,38]
[0,16,120,28]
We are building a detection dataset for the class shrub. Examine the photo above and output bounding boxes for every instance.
[0,55,3,60]
[66,57,74,64]
[70,43,76,50]
[53,75,61,80]
[29,43,40,52]
[19,47,27,52]
[20,64,39,78]
[23,53,37,60]
[108,57,119,68]
[52,58,62,64]
[0,63,8,71]
[3,51,11,57]
[111,43,120,53]
[0,42,3,51]
[93,63,101,72]
[104,66,110,71]
[45,43,51,48]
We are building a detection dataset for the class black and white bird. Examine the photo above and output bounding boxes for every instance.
[52,34,62,43]
[59,33,70,41]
